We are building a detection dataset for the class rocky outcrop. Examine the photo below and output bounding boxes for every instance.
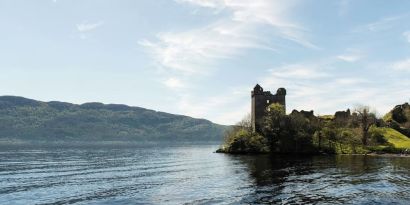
[386,103,410,137]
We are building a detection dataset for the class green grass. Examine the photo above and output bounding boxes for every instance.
[383,112,392,122]
[318,115,334,120]
[380,128,410,149]
[333,143,369,154]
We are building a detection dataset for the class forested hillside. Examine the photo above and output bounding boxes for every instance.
[0,96,227,144]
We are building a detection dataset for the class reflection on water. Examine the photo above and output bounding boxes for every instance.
[234,154,410,204]
[0,145,409,204]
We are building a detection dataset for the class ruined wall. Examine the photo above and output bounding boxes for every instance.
[333,109,352,126]
[251,84,286,132]
[291,110,315,119]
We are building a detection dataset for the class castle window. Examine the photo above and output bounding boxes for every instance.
[267,100,270,104]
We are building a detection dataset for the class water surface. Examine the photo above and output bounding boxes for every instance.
[0,144,409,204]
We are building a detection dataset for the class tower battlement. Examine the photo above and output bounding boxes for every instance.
[251,84,286,132]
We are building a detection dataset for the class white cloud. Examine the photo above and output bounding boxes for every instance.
[139,23,275,75]
[175,0,225,8]
[140,0,317,76]
[267,64,330,80]
[76,21,104,32]
[75,21,104,40]
[334,78,368,85]
[403,31,410,43]
[163,77,185,89]
[391,58,410,71]
[354,15,405,33]
[337,54,361,62]
[181,0,318,49]
[366,17,399,31]
[337,48,364,62]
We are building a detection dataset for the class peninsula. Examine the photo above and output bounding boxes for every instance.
[218,84,410,155]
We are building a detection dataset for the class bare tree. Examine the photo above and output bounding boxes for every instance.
[354,105,377,145]
[236,113,252,132]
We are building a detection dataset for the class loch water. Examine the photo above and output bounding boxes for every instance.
[0,144,409,205]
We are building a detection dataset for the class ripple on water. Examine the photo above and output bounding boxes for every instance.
[1,146,410,204]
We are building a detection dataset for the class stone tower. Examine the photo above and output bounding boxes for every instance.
[251,84,286,132]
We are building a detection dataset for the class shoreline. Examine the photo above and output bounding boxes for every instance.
[361,153,410,158]
[216,148,410,157]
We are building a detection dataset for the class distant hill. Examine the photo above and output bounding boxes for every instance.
[384,102,410,137]
[0,96,228,144]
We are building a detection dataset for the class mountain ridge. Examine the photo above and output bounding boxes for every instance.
[0,96,228,144]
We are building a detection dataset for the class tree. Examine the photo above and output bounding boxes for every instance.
[223,114,251,146]
[336,129,361,154]
[321,126,337,150]
[236,113,252,132]
[288,111,319,153]
[221,114,270,153]
[224,129,269,153]
[354,105,377,146]
[262,103,287,151]
[262,104,318,153]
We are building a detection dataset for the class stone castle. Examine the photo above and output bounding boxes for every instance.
[251,84,286,132]
[250,84,397,134]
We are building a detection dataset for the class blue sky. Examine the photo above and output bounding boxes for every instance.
[1,0,410,125]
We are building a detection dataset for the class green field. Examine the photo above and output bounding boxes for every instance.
[380,128,410,149]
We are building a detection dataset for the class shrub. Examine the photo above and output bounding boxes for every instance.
[368,126,388,145]
[220,129,270,154]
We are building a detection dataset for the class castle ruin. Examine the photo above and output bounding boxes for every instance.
[251,84,286,132]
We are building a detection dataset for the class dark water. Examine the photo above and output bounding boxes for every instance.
[0,145,409,205]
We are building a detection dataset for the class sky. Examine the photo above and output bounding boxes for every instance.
[1,0,410,125]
